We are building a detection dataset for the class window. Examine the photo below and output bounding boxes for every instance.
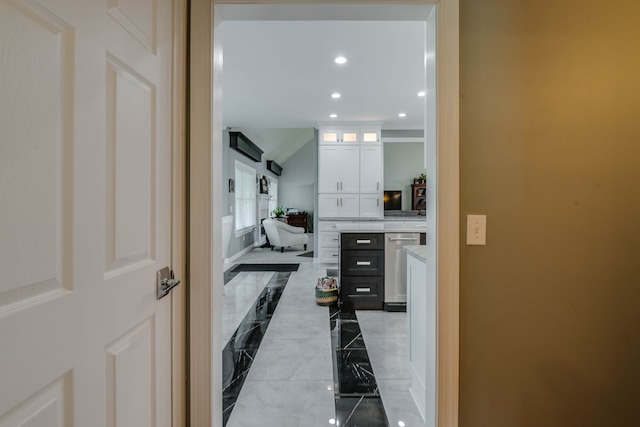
[235,161,256,233]
[268,178,278,216]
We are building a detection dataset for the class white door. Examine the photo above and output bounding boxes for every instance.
[359,145,382,193]
[318,145,341,193]
[339,146,360,193]
[0,0,176,426]
[339,194,360,217]
[360,194,383,218]
[318,194,341,218]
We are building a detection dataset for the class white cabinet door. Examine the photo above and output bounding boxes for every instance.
[318,145,360,193]
[0,0,176,425]
[320,129,359,144]
[318,194,359,218]
[360,194,383,218]
[340,194,360,217]
[361,129,381,144]
[318,194,341,218]
[359,145,383,193]
[339,146,360,193]
[318,146,341,193]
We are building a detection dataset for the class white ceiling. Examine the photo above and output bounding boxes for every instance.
[220,7,430,131]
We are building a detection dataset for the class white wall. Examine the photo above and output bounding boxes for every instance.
[383,142,425,210]
[279,137,316,218]
[224,129,279,258]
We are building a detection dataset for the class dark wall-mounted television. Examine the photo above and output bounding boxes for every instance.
[384,190,402,210]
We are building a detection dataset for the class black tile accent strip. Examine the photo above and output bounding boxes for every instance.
[330,305,389,426]
[222,271,291,426]
[224,263,299,285]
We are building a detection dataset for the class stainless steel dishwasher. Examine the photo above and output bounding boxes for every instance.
[384,233,421,311]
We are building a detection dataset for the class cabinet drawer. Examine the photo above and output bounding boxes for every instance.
[341,276,384,310]
[319,232,340,247]
[318,222,338,232]
[319,248,340,263]
[341,233,384,250]
[341,251,384,276]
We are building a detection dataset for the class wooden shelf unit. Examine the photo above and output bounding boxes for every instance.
[411,183,426,211]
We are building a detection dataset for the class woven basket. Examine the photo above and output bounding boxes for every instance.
[315,287,339,306]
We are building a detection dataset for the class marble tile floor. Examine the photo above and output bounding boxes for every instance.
[222,250,426,427]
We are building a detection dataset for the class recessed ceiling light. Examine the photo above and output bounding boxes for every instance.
[334,56,347,64]
[331,93,341,99]
[398,112,407,118]
[418,91,426,97]
[329,114,337,118]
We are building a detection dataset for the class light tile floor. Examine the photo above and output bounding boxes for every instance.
[223,245,426,427]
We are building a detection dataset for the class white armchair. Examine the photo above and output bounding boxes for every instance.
[262,218,309,253]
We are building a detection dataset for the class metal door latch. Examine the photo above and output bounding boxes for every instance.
[157,267,180,300]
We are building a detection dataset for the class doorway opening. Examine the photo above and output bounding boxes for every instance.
[187,2,459,426]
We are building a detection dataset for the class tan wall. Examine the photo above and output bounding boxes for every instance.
[459,1,640,425]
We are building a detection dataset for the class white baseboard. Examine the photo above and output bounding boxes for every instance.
[228,245,253,263]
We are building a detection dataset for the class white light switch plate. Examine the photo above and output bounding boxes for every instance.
[466,214,487,245]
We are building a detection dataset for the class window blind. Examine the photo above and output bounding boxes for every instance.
[235,161,256,231]
[268,178,278,216]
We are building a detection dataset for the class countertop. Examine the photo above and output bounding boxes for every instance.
[320,211,426,222]
[335,221,426,233]
[403,245,427,263]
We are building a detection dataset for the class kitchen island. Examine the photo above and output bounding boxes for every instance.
[404,245,434,424]
[335,221,426,311]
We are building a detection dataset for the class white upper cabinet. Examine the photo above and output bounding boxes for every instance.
[361,129,381,144]
[359,145,383,194]
[320,129,359,144]
[318,145,360,193]
[317,123,383,219]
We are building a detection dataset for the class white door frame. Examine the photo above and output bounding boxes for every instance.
[188,1,459,426]
[171,0,188,425]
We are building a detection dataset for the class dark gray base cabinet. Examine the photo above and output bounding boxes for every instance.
[340,233,384,310]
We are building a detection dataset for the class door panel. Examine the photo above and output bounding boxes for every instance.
[0,0,175,425]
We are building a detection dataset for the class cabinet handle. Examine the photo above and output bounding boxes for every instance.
[340,198,343,206]
[332,254,339,257]
[337,182,340,191]
[336,198,339,206]
[377,182,380,191]
[356,261,371,266]
[356,287,371,293]
[377,199,379,207]
[388,237,419,241]
[340,181,343,191]
[356,239,371,244]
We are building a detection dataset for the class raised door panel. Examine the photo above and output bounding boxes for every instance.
[318,146,340,193]
[359,145,382,193]
[338,146,360,193]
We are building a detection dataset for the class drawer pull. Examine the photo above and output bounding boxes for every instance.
[356,239,371,244]
[332,254,339,257]
[332,238,339,241]
[356,261,371,266]
[356,287,371,293]
[388,237,419,242]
